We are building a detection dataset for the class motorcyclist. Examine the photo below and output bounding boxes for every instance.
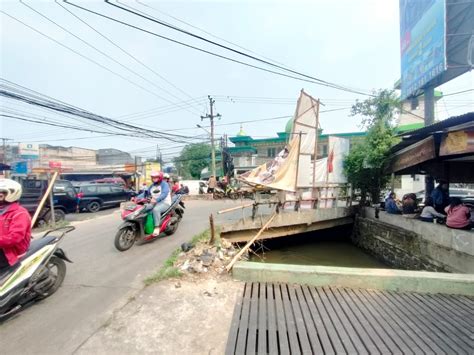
[0,179,31,272]
[142,171,171,235]
[163,173,172,191]
[179,184,189,195]
[171,179,180,194]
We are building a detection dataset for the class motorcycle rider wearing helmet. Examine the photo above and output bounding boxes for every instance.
[163,173,172,191]
[144,171,171,235]
[0,179,31,272]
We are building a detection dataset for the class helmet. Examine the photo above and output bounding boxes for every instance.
[150,171,163,180]
[163,173,170,179]
[0,179,22,203]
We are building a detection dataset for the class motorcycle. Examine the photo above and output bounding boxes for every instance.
[0,226,74,321]
[213,185,241,200]
[114,195,185,251]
